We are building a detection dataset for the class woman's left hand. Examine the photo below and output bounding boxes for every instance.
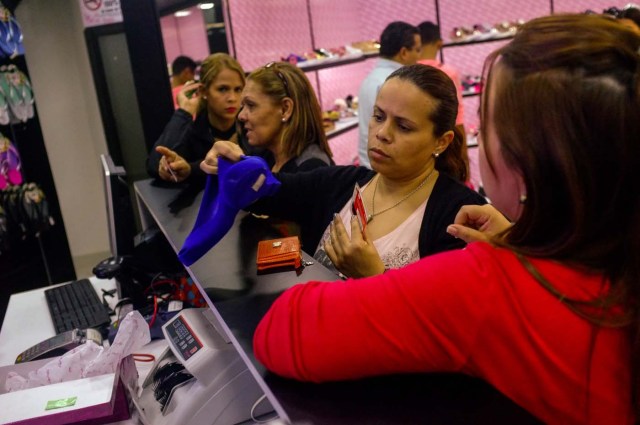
[324,214,386,278]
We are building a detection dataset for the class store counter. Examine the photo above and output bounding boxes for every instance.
[134,179,540,425]
[0,277,168,425]
[0,277,120,367]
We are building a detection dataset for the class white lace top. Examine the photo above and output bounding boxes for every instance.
[313,182,428,275]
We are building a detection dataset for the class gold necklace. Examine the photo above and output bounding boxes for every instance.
[368,169,435,223]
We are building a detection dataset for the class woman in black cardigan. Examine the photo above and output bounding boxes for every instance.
[146,53,246,185]
[202,65,486,278]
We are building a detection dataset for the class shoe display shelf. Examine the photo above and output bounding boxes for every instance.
[325,116,359,139]
[441,33,518,99]
[293,51,372,140]
[296,51,367,73]
[443,33,515,48]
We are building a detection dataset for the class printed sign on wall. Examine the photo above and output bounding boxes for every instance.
[79,0,123,28]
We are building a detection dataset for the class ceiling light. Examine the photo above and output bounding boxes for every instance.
[174,10,191,17]
[199,3,214,9]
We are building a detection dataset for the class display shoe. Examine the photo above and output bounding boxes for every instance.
[282,53,305,65]
[0,7,22,58]
[0,162,8,190]
[2,65,32,122]
[20,182,54,236]
[603,6,622,17]
[6,164,21,186]
[0,135,22,186]
[0,7,12,58]
[0,82,9,125]
[494,21,517,37]
[6,15,24,57]
[450,26,473,42]
[14,68,33,120]
[0,67,23,122]
[471,24,497,41]
[178,156,281,266]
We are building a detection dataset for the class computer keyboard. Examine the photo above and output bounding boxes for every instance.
[45,278,111,334]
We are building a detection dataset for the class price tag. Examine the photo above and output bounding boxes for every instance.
[45,396,77,410]
[351,183,369,233]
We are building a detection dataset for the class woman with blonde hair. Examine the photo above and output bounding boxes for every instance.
[237,61,333,172]
[147,53,245,183]
[202,64,484,277]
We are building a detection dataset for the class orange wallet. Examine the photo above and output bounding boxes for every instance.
[256,236,302,271]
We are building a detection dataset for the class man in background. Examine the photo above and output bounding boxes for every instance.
[170,55,198,109]
[417,21,468,174]
[357,21,421,168]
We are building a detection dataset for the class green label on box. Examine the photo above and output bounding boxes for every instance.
[45,396,77,410]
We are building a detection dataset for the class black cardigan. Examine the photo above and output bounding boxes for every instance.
[146,108,239,183]
[146,109,332,180]
[249,166,487,256]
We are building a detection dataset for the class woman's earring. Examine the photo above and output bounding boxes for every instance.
[433,152,440,158]
[519,194,527,204]
[281,117,286,122]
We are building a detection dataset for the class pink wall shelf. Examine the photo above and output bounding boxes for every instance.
[161,0,623,168]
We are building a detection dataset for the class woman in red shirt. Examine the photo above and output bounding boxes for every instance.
[253,14,640,424]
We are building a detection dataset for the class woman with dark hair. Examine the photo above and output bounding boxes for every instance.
[202,64,484,277]
[252,14,639,424]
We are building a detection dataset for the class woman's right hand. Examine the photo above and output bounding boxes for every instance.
[200,140,244,175]
[446,204,512,244]
[156,146,191,182]
[324,214,386,278]
[176,81,202,115]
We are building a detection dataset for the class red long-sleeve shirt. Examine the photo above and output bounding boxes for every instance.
[254,242,632,424]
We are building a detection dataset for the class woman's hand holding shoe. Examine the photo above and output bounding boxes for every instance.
[324,214,386,278]
[156,146,191,183]
[200,140,244,175]
[446,204,512,244]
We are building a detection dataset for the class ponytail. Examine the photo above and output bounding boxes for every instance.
[436,125,468,183]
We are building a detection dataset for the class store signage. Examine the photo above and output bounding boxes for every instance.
[79,0,123,28]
